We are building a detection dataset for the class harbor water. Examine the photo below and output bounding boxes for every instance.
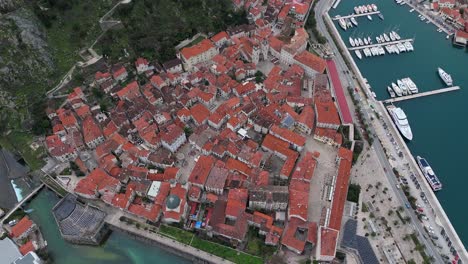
[330,0,468,248]
[26,190,190,264]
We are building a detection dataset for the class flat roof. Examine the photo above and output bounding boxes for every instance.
[0,237,21,263]
[147,181,162,197]
[326,59,353,124]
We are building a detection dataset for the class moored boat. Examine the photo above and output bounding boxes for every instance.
[338,18,347,30]
[437,67,453,86]
[355,50,362,59]
[391,82,403,96]
[350,17,358,26]
[372,4,378,11]
[367,15,373,21]
[349,37,355,47]
[387,86,396,97]
[387,105,413,140]
[416,156,442,191]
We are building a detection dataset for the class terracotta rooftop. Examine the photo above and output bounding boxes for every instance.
[188,155,216,187]
[294,50,327,73]
[10,216,34,239]
[180,39,216,60]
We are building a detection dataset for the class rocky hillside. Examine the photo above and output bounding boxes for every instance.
[0,5,54,95]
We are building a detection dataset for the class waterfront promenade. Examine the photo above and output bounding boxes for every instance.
[316,0,468,262]
[105,212,234,264]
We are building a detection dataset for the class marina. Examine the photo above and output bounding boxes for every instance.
[328,0,468,260]
[332,11,381,20]
[348,38,414,50]
[382,86,460,103]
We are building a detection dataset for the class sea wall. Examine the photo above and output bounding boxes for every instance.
[107,222,234,264]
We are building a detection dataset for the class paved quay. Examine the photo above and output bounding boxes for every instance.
[315,0,468,262]
[105,212,234,264]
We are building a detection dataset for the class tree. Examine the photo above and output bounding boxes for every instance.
[184,127,193,137]
[255,71,264,83]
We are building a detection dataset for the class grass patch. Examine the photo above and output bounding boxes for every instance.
[245,236,277,259]
[0,131,45,171]
[191,237,263,264]
[158,225,194,245]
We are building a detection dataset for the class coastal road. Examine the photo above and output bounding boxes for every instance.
[313,1,445,263]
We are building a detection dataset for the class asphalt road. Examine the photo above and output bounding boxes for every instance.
[313,1,445,262]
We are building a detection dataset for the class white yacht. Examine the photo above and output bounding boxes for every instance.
[409,8,415,12]
[376,36,381,43]
[358,38,364,46]
[367,37,372,44]
[379,46,385,55]
[385,45,392,54]
[363,5,368,12]
[372,4,378,11]
[389,32,396,41]
[354,6,361,14]
[355,50,363,59]
[351,17,358,26]
[438,67,453,86]
[364,38,369,45]
[387,86,396,98]
[393,31,401,40]
[349,37,356,47]
[391,82,403,96]
[398,79,410,94]
[397,42,406,52]
[363,48,371,57]
[404,41,414,51]
[367,15,373,21]
[367,5,372,11]
[403,78,418,93]
[393,45,400,54]
[346,19,353,28]
[387,105,413,141]
[383,33,390,42]
[339,18,347,30]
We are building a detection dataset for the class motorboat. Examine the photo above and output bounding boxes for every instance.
[383,33,390,42]
[438,67,453,86]
[367,15,373,21]
[372,4,378,11]
[351,17,358,26]
[349,37,356,47]
[387,86,396,98]
[391,82,403,96]
[338,18,347,30]
[398,79,410,94]
[355,50,363,59]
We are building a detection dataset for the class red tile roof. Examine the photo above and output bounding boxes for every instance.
[10,216,34,238]
[291,152,317,182]
[294,50,327,73]
[320,227,339,258]
[211,31,230,43]
[297,105,315,129]
[180,39,215,60]
[326,59,353,124]
[82,116,103,145]
[188,155,216,187]
[226,188,248,218]
[19,240,36,255]
[270,125,306,147]
[315,101,341,127]
[190,103,211,125]
[328,148,352,231]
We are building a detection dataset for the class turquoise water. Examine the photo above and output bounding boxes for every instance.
[330,0,468,248]
[26,190,190,264]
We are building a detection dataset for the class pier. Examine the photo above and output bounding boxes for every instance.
[0,183,44,224]
[383,86,460,103]
[348,38,414,51]
[332,11,381,20]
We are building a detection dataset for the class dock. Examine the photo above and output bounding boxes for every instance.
[332,11,381,20]
[348,38,414,51]
[382,86,460,103]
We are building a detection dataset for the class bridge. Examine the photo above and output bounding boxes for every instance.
[0,184,44,224]
[348,38,414,51]
[382,86,460,103]
[332,11,381,20]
